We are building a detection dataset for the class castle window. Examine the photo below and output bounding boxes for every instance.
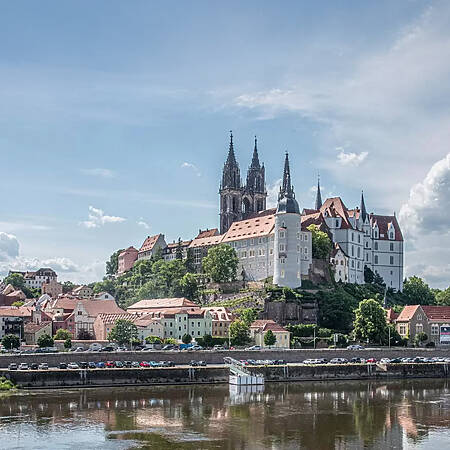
[390,256,394,265]
[390,243,394,251]
[280,257,285,264]
[374,242,378,250]
[352,232,354,241]
[351,260,354,268]
[304,235,308,241]
[279,244,285,252]
[280,270,285,278]
[358,234,361,243]
[374,255,378,264]
[269,249,273,255]
[251,238,255,245]
[297,245,300,253]
[279,231,285,238]
[304,247,308,255]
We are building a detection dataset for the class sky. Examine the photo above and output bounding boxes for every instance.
[0,1,449,288]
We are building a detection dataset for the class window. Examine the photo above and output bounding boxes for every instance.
[390,232,394,239]
[351,260,354,268]
[358,234,361,243]
[280,257,286,264]
[304,247,308,255]
[280,270,285,278]
[269,248,273,255]
[279,231,285,238]
[279,244,285,252]
[357,247,360,258]
[282,222,285,227]
[351,246,354,257]
[297,271,301,279]
[304,235,308,241]
[374,255,378,264]
[374,242,378,250]
[336,220,339,227]
[417,314,422,321]
[352,232,354,241]
[416,323,423,334]
[297,245,300,253]
[390,242,394,251]
[431,324,439,336]
[399,325,406,336]
[390,256,394,265]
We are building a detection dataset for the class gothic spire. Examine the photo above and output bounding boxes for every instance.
[225,130,237,166]
[315,174,323,210]
[360,190,367,222]
[250,136,260,169]
[280,152,294,197]
[277,152,299,214]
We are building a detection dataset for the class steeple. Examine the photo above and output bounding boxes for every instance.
[315,174,323,210]
[277,153,299,214]
[250,136,260,169]
[360,190,367,222]
[226,131,237,166]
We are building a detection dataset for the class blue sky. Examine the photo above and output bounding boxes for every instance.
[0,1,449,287]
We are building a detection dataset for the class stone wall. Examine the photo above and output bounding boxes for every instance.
[1,348,450,368]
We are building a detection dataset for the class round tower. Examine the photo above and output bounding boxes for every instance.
[273,153,302,288]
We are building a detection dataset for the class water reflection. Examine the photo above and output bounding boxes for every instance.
[0,379,449,449]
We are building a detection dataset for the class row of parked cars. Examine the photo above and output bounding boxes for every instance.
[7,360,183,370]
[302,356,450,365]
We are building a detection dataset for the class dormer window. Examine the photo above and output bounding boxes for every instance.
[335,220,339,227]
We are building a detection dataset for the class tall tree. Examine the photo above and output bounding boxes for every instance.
[175,238,183,260]
[37,333,54,348]
[229,320,250,346]
[108,319,138,346]
[306,224,332,259]
[2,273,25,290]
[403,276,435,305]
[106,249,124,276]
[240,308,258,326]
[54,329,72,340]
[435,287,450,306]
[1,334,20,350]
[202,244,238,283]
[353,299,388,344]
[264,330,276,347]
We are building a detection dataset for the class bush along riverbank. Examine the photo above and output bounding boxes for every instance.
[0,376,15,391]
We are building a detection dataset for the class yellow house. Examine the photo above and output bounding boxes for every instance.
[249,320,290,348]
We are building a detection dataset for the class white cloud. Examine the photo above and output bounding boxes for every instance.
[232,4,450,209]
[181,162,201,177]
[336,148,368,167]
[81,168,116,178]
[137,219,150,230]
[267,178,282,208]
[81,206,126,229]
[399,153,450,288]
[0,232,19,261]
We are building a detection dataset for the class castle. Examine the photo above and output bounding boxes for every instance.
[124,133,404,292]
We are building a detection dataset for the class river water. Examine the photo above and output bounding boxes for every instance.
[1,379,450,449]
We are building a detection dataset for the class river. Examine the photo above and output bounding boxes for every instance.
[1,379,450,449]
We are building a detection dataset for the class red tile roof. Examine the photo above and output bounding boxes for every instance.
[320,197,353,229]
[189,234,224,248]
[422,306,450,321]
[139,234,163,252]
[396,305,420,321]
[78,300,125,317]
[222,215,275,242]
[250,319,288,333]
[196,228,219,239]
[127,297,198,311]
[24,322,51,334]
[370,214,403,241]
[386,308,399,321]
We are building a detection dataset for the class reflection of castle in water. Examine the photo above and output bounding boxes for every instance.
[1,380,449,449]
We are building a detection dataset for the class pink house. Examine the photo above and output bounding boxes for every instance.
[118,246,138,274]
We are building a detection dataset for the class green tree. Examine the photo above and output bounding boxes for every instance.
[164,338,177,345]
[353,299,388,344]
[182,334,192,344]
[106,249,124,276]
[54,329,72,340]
[403,276,435,305]
[364,266,375,284]
[202,334,214,348]
[93,278,116,296]
[414,331,428,347]
[229,320,250,346]
[306,224,333,259]
[264,330,276,347]
[318,287,358,332]
[37,333,54,348]
[373,271,385,287]
[175,238,183,260]
[185,248,195,273]
[202,244,238,283]
[62,281,76,294]
[435,287,450,306]
[108,319,138,346]
[1,334,20,350]
[240,308,258,326]
[2,273,25,290]
[11,301,24,308]
[64,338,72,350]
[179,273,199,300]
[145,335,162,344]
[77,329,94,340]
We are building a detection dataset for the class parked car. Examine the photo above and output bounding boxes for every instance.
[73,347,85,353]
[350,357,366,364]
[330,358,348,364]
[140,361,150,367]
[190,360,199,366]
[131,361,140,368]
[303,359,323,365]
[114,361,124,368]
[380,358,391,364]
[191,345,203,351]
[30,362,39,370]
[123,361,132,368]
[59,362,68,369]
[245,345,261,351]
[213,345,225,351]
[162,344,176,351]
[149,361,160,367]
[67,363,79,369]
[18,363,29,370]
[160,361,175,367]
[101,346,115,352]
[88,362,97,369]
[366,358,377,363]
[79,362,89,369]
[389,358,402,364]
[8,363,17,370]
[38,363,49,370]
[96,361,106,368]
[197,361,207,366]
[347,344,365,350]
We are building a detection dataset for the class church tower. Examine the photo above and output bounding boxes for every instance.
[315,174,323,210]
[273,153,302,288]
[243,137,267,217]
[219,132,243,234]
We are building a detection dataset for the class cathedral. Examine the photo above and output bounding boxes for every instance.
[219,132,267,234]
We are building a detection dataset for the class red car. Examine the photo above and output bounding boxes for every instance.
[140,361,150,367]
[366,358,377,363]
[106,361,115,368]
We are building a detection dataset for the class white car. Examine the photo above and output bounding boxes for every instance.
[330,358,348,364]
[245,345,261,351]
[18,363,29,370]
[67,363,79,369]
[347,344,365,350]
[380,358,391,364]
[303,359,323,365]
[38,363,49,370]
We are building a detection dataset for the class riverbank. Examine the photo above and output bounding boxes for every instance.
[2,362,450,389]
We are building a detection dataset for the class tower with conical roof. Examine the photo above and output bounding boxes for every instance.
[315,175,323,210]
[360,190,368,222]
[243,136,267,217]
[219,132,243,234]
[273,153,302,288]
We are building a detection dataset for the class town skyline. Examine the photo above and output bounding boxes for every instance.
[0,1,449,288]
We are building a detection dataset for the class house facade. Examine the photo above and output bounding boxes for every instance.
[118,246,139,274]
[249,319,290,348]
